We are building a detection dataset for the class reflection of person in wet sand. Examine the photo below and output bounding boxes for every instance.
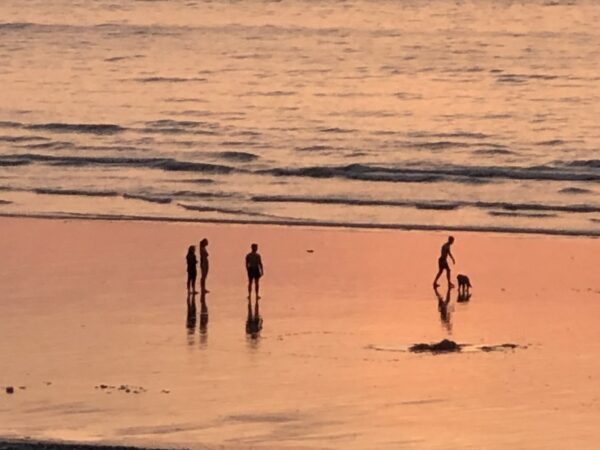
[199,290,208,335]
[245,243,264,299]
[199,238,209,293]
[433,236,455,288]
[246,298,263,339]
[186,292,197,333]
[434,285,453,333]
[186,245,197,294]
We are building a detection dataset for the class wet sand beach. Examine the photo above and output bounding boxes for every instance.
[1,217,599,449]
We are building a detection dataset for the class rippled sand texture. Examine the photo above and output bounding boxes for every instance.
[0,1,599,233]
[1,218,599,449]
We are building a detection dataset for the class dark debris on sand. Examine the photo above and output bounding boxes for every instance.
[0,441,187,450]
[479,343,522,352]
[410,339,461,353]
[94,384,147,394]
[409,340,525,354]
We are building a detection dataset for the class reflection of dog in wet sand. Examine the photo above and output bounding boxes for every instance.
[457,274,472,298]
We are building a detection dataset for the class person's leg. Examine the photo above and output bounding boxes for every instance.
[255,277,260,299]
[192,273,197,293]
[187,273,192,292]
[446,268,454,288]
[248,278,252,299]
[433,268,443,287]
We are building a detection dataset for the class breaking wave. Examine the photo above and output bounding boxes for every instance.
[0,135,50,143]
[0,153,236,174]
[1,211,597,237]
[473,148,515,156]
[178,202,280,219]
[34,188,119,197]
[262,162,600,183]
[251,195,600,214]
[295,145,336,152]
[122,193,172,204]
[407,131,491,139]
[140,119,219,135]
[26,123,125,134]
[564,159,600,169]
[488,211,558,218]
[215,151,259,162]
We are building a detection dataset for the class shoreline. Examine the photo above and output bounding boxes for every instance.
[0,212,598,238]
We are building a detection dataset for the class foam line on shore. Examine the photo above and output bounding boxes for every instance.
[0,212,598,237]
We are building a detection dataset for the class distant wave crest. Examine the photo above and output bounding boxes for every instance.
[123,193,172,204]
[0,153,236,174]
[27,123,125,134]
[262,162,600,183]
[34,188,119,197]
[215,151,259,162]
[252,195,600,214]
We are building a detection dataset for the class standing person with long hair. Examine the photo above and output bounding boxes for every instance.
[199,238,209,293]
[186,245,197,294]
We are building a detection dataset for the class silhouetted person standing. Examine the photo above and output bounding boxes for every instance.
[199,238,209,293]
[186,245,197,294]
[433,236,455,288]
[245,243,264,299]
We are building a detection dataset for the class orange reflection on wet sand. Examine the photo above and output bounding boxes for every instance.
[0,217,599,449]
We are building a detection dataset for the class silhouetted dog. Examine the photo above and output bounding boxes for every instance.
[457,274,472,294]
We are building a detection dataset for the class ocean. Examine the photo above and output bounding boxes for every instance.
[0,0,599,235]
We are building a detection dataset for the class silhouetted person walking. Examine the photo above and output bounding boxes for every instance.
[199,238,209,293]
[245,243,264,299]
[186,245,197,294]
[433,236,455,288]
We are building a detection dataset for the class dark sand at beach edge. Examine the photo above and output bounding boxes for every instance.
[0,440,184,450]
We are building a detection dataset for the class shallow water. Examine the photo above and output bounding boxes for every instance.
[0,1,599,235]
[1,219,599,449]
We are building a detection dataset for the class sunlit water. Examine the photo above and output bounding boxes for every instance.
[0,0,599,234]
